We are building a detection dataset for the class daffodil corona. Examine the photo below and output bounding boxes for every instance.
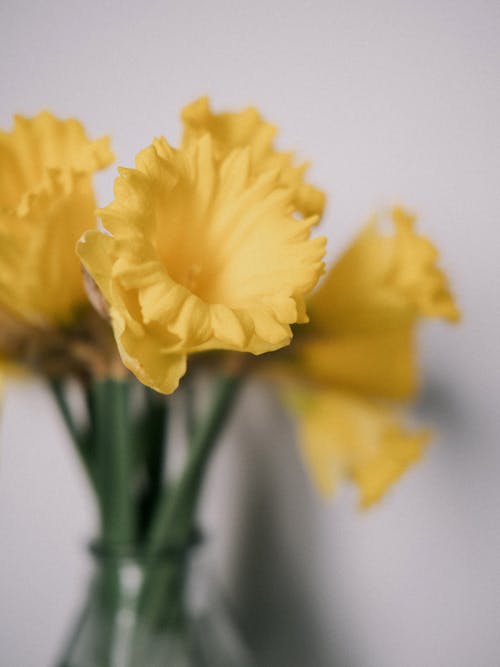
[78,132,326,394]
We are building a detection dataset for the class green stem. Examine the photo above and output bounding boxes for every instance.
[49,379,96,492]
[138,374,243,629]
[184,376,197,442]
[92,378,135,549]
[87,379,137,666]
[138,388,170,540]
[148,374,242,556]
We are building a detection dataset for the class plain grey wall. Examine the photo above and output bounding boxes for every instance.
[1,1,499,665]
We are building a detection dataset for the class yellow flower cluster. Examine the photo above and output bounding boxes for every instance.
[0,100,460,506]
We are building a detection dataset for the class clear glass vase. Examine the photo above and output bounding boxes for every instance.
[57,542,253,667]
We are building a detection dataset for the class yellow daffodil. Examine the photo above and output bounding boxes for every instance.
[78,133,326,394]
[181,97,326,219]
[0,111,113,326]
[275,207,459,506]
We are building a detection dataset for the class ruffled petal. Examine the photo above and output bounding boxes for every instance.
[112,309,187,394]
[181,97,326,219]
[0,170,96,325]
[308,207,459,336]
[0,111,113,211]
[391,207,460,321]
[285,386,429,507]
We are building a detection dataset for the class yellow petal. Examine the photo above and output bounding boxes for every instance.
[0,111,113,212]
[391,207,460,321]
[112,309,187,393]
[292,207,459,398]
[285,386,429,507]
[0,171,95,325]
[295,327,417,399]
[76,229,118,311]
[181,97,326,219]
[308,207,459,336]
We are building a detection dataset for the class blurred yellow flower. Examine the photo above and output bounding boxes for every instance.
[0,111,113,326]
[78,133,326,394]
[277,207,459,506]
[181,97,326,219]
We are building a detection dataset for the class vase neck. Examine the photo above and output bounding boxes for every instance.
[87,537,205,632]
[58,538,254,667]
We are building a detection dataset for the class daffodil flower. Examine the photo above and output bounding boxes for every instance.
[275,208,460,506]
[78,132,326,394]
[0,111,114,375]
[0,111,113,326]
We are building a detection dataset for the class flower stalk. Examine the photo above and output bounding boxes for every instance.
[49,379,96,491]
[92,378,135,549]
[137,389,170,540]
[137,373,243,630]
[146,373,242,557]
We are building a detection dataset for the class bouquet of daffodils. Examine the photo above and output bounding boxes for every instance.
[0,99,459,666]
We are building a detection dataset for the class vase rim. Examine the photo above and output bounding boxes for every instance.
[89,528,203,563]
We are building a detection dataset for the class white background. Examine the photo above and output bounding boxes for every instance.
[1,1,499,665]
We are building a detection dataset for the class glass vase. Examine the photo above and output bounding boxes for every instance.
[57,541,253,667]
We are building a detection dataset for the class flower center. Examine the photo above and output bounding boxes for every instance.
[182,263,203,294]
